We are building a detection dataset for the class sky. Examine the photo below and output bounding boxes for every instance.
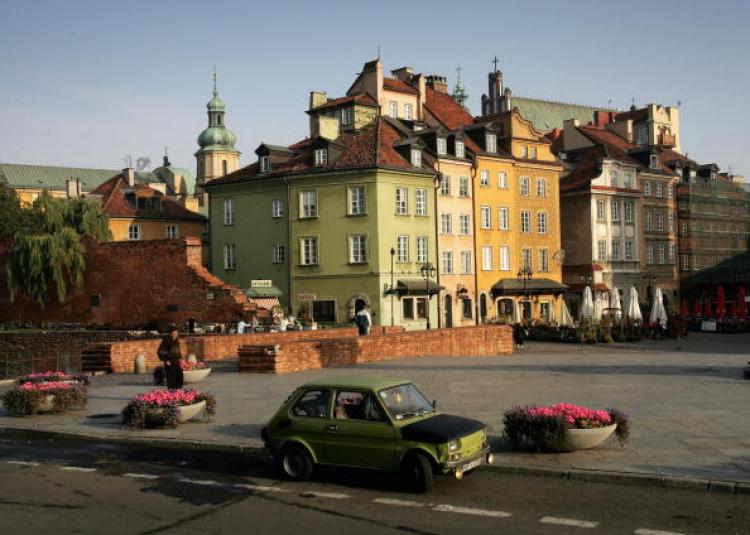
[1,0,749,177]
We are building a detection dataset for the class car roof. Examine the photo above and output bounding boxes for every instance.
[298,375,412,392]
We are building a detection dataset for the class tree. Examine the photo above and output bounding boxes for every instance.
[5,190,110,307]
[0,183,28,236]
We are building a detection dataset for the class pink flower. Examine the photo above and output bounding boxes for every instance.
[19,382,75,392]
[528,403,612,428]
[133,389,204,407]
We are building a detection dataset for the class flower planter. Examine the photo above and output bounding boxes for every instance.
[182,368,211,384]
[563,423,617,451]
[33,394,55,413]
[175,400,206,422]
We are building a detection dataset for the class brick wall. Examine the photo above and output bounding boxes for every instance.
[238,324,513,374]
[0,237,250,329]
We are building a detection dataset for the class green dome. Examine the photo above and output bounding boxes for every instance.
[197,126,236,149]
[207,91,225,112]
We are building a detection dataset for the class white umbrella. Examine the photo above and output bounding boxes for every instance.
[560,300,575,327]
[650,287,668,326]
[581,286,594,320]
[512,299,522,323]
[610,287,622,319]
[625,287,643,322]
[548,300,556,323]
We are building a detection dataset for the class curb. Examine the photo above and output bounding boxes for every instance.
[2,426,748,496]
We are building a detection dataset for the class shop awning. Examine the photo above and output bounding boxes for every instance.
[390,279,444,296]
[245,285,283,297]
[248,297,281,311]
[491,278,568,297]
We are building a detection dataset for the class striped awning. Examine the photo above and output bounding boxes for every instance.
[249,297,281,310]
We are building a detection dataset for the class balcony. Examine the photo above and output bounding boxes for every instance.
[659,133,677,148]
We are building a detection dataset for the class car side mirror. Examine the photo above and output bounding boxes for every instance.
[432,400,437,409]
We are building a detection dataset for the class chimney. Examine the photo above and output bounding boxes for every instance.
[426,75,448,94]
[309,91,327,110]
[65,177,81,199]
[123,167,135,187]
[390,67,413,82]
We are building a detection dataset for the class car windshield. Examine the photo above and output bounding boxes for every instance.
[378,383,434,420]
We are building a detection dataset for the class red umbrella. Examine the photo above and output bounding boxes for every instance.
[716,286,726,320]
[739,287,747,318]
[680,299,689,317]
[703,298,712,318]
[692,300,702,318]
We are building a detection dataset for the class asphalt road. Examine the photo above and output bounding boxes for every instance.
[0,436,746,535]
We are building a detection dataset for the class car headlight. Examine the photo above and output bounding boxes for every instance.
[448,439,461,452]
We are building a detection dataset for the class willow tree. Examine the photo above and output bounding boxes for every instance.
[6,191,110,307]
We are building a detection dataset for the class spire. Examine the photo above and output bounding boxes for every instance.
[163,146,171,167]
[213,65,218,96]
[452,65,468,108]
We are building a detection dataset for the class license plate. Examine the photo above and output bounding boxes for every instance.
[462,456,483,472]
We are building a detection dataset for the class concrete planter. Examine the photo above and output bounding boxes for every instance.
[182,368,211,384]
[33,394,55,413]
[564,423,617,451]
[175,400,206,423]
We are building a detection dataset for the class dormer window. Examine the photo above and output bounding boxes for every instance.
[341,108,353,126]
[650,153,659,169]
[314,148,328,166]
[410,148,422,167]
[388,101,398,117]
[437,137,447,156]
[455,141,465,159]
[404,104,413,120]
[260,156,271,173]
[486,133,497,153]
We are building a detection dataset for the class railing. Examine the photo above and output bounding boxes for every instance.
[659,133,676,147]
[0,351,81,380]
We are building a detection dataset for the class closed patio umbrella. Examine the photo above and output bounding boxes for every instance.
[716,286,726,320]
[512,299,522,324]
[610,287,622,319]
[581,286,594,320]
[625,287,642,322]
[649,287,668,326]
[560,300,575,327]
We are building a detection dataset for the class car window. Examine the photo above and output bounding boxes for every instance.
[379,383,434,420]
[334,390,386,423]
[291,390,330,418]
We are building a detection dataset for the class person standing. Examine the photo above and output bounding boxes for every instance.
[513,323,525,351]
[157,326,184,390]
[356,305,372,336]
[237,316,248,334]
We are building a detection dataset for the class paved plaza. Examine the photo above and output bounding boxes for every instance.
[1,332,748,485]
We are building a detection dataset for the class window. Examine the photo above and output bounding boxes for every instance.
[480,170,490,187]
[440,174,451,195]
[650,153,659,169]
[625,241,634,261]
[598,240,607,261]
[537,212,548,234]
[459,214,471,235]
[480,206,491,229]
[292,390,330,418]
[223,199,235,225]
[610,170,618,187]
[128,224,140,241]
[260,155,271,173]
[520,176,530,196]
[415,188,426,215]
[539,248,549,272]
[656,212,664,231]
[461,251,472,274]
[486,133,497,153]
[165,225,178,239]
[459,176,469,197]
[348,186,366,215]
[666,183,674,198]
[388,101,398,117]
[611,240,621,261]
[272,199,284,218]
[397,235,409,262]
[300,191,318,218]
[681,254,689,271]
[461,298,473,319]
[404,103,413,120]
[349,235,367,263]
[624,202,634,223]
[222,160,228,176]
[540,301,550,319]
[411,149,422,167]
[520,211,531,233]
[441,251,453,274]
[499,246,510,271]
[611,200,620,222]
[396,187,408,215]
[655,182,663,198]
[341,108,353,125]
[596,200,606,221]
[522,248,532,270]
[455,141,465,158]
[521,146,529,158]
[301,237,319,265]
[312,300,336,322]
[530,146,538,159]
[402,297,427,320]
[657,244,666,264]
[624,172,633,188]
[416,236,427,263]
[482,246,493,270]
[645,211,652,230]
[680,222,688,237]
[647,243,654,264]
[402,298,414,320]
[644,181,651,196]
[273,244,285,263]
[498,172,508,189]
[333,391,385,422]
[668,213,676,233]
[437,137,447,155]
[224,243,236,270]
[441,213,452,234]
[669,243,676,264]
[314,148,328,166]
[537,178,547,197]
[499,207,509,230]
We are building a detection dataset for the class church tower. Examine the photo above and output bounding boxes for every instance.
[195,72,240,208]
[481,56,511,116]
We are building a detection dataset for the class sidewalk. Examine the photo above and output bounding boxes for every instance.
[1,333,749,490]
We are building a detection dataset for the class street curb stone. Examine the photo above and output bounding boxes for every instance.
[3,426,747,495]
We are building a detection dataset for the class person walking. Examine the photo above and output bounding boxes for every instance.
[513,323,525,351]
[157,326,184,390]
[356,305,372,336]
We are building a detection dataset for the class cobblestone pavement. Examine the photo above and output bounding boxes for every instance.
[1,332,748,484]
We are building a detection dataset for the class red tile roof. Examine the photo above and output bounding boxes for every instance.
[615,107,648,123]
[424,87,473,130]
[578,126,640,165]
[311,93,378,111]
[560,145,605,192]
[383,77,418,95]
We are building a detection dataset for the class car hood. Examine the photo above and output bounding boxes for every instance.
[400,414,485,443]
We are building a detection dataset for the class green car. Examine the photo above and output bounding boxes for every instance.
[260,376,493,492]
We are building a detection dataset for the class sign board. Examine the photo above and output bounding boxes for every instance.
[701,320,717,332]
[298,293,316,302]
[206,292,215,300]
[251,280,273,288]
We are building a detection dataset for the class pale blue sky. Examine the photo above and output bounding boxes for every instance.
[1,0,748,176]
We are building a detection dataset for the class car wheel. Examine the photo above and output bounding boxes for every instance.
[402,452,433,493]
[277,443,313,482]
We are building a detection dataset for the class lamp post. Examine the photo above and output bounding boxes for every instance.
[420,262,436,329]
[517,267,533,320]
[390,247,395,327]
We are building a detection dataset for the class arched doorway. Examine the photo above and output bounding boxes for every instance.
[444,295,453,328]
[479,294,488,323]
[346,294,370,322]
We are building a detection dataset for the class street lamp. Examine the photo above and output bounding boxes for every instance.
[517,267,533,320]
[420,262,436,329]
[390,247,396,327]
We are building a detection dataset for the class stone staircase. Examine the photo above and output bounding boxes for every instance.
[81,344,113,374]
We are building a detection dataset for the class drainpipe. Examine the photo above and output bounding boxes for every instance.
[283,175,292,315]
[470,161,480,325]
[434,171,442,328]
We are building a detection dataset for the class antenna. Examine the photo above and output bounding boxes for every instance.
[377,44,381,59]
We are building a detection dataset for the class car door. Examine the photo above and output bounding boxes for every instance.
[286,389,336,463]
[325,389,400,470]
